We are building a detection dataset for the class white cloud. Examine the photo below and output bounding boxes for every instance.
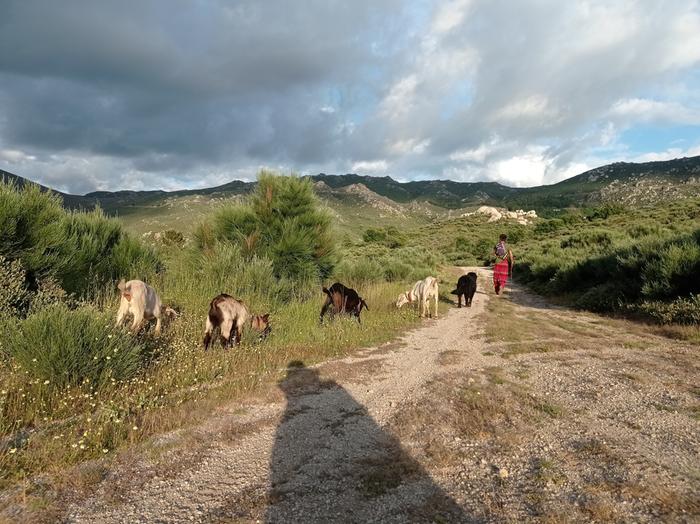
[492,95,556,122]
[388,138,430,155]
[430,0,473,35]
[632,143,700,163]
[0,149,36,163]
[351,160,389,174]
[609,98,700,125]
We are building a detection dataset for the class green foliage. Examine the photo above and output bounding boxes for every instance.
[534,218,564,235]
[333,245,443,285]
[584,203,626,220]
[517,208,700,315]
[0,255,29,318]
[560,230,613,250]
[0,181,65,279]
[636,295,700,325]
[207,171,336,282]
[59,210,161,295]
[1,304,151,389]
[0,181,161,299]
[363,227,386,243]
[363,226,406,248]
[161,229,185,247]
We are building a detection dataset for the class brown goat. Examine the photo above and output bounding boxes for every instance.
[203,294,270,350]
[319,282,368,324]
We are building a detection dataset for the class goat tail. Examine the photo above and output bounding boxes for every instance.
[361,299,369,312]
[450,288,458,295]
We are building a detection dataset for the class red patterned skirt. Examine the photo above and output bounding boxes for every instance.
[493,259,509,290]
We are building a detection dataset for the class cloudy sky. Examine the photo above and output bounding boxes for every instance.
[1,0,699,194]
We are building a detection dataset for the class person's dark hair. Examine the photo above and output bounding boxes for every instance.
[499,233,507,241]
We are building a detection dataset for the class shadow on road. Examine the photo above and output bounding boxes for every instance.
[265,361,476,523]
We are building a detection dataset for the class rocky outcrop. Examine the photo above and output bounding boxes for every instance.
[462,206,537,225]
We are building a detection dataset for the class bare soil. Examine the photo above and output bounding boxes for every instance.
[22,269,700,522]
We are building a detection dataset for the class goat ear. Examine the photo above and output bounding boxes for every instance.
[361,299,369,311]
[117,279,126,291]
[262,313,270,321]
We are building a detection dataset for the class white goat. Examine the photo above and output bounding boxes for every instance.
[116,279,175,334]
[395,276,439,318]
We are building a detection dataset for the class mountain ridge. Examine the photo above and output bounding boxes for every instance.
[3,155,700,212]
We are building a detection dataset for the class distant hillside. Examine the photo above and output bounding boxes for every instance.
[3,155,700,232]
[508,156,700,208]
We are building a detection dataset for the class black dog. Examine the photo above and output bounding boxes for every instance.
[451,272,477,307]
[320,282,368,323]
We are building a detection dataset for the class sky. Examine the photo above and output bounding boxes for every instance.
[1,0,699,194]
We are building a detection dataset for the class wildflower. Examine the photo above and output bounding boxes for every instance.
[102,448,109,454]
[9,448,17,454]
[71,443,78,448]
[132,426,138,431]
[79,444,86,450]
[43,380,50,385]
[32,358,37,362]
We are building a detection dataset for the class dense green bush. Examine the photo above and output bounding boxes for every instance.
[0,182,65,280]
[534,219,565,235]
[560,230,613,250]
[518,228,700,313]
[636,295,700,325]
[1,304,151,389]
[0,181,161,299]
[363,226,406,248]
[0,255,29,318]
[207,171,336,282]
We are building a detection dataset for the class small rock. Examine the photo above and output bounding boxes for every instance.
[498,468,509,479]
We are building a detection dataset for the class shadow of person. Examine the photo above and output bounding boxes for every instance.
[266,361,476,523]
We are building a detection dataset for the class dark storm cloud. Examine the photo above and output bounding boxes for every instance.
[0,0,408,190]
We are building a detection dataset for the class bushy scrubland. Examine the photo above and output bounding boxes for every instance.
[515,200,700,321]
[0,174,437,492]
[386,198,700,323]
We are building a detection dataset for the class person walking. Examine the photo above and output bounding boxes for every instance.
[493,233,513,295]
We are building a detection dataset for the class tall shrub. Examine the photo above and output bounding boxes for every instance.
[209,171,336,282]
[2,304,150,389]
[0,180,161,299]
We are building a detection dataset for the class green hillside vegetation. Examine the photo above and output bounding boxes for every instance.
[0,174,440,490]
[398,199,700,324]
